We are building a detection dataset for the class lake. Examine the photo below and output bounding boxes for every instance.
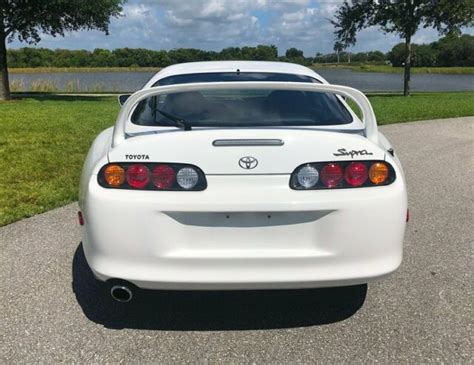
[10,68,474,93]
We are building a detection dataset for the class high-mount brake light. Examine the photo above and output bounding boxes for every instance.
[320,163,343,188]
[98,163,206,191]
[290,160,395,190]
[344,162,368,187]
[152,164,175,189]
[104,164,125,187]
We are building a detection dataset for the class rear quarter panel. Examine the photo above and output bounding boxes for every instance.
[79,127,113,209]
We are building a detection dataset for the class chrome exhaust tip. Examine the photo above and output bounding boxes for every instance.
[110,285,133,303]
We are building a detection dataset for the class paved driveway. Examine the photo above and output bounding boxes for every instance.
[1,117,473,363]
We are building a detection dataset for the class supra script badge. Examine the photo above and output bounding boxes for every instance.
[333,148,373,158]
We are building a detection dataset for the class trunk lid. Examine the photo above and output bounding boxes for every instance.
[108,128,384,174]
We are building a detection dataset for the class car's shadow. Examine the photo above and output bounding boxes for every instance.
[72,243,367,330]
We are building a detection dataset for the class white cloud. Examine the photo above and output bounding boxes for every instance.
[125,3,151,18]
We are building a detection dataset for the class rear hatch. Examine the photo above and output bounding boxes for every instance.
[109,81,383,173]
[108,128,384,174]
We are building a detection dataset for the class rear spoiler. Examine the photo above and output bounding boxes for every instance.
[112,82,378,147]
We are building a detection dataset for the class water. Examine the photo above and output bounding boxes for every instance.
[10,68,474,93]
[317,69,474,92]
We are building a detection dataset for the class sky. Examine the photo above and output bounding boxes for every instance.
[8,0,474,56]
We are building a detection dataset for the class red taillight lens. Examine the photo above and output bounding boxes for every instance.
[152,164,175,189]
[320,163,343,188]
[344,162,368,187]
[126,164,150,188]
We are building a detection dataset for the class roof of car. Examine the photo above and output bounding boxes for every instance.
[143,61,328,88]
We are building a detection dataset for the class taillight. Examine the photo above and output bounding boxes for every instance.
[296,165,319,188]
[369,162,389,185]
[290,160,395,190]
[176,167,199,190]
[344,162,368,187]
[126,164,150,189]
[104,164,125,187]
[152,164,175,189]
[320,163,343,188]
[98,163,206,191]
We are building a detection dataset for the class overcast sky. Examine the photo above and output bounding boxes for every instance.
[8,0,474,55]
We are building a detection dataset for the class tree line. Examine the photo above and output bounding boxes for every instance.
[7,34,473,69]
[320,34,473,67]
[7,45,311,68]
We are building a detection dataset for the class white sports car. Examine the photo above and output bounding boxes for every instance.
[79,61,407,302]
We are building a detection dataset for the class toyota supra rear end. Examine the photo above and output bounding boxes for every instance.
[79,61,407,302]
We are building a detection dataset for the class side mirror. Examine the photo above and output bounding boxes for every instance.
[118,94,131,106]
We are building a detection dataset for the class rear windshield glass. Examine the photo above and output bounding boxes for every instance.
[131,88,353,127]
[152,72,320,86]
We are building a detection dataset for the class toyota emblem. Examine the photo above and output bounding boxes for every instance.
[239,156,258,169]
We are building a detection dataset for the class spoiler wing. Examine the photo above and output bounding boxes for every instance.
[112,82,378,147]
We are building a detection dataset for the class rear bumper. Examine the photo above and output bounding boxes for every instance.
[81,174,407,290]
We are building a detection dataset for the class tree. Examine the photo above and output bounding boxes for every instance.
[433,33,474,66]
[367,50,385,62]
[284,47,310,65]
[332,0,474,95]
[240,45,278,60]
[387,43,408,66]
[386,33,474,67]
[0,0,124,100]
[412,44,436,66]
[333,41,345,63]
[285,47,304,58]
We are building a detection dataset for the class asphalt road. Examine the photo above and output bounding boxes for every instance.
[1,117,473,363]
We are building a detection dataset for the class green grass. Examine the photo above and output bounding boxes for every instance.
[0,95,118,226]
[371,92,474,123]
[313,64,474,74]
[0,92,473,226]
[346,92,474,124]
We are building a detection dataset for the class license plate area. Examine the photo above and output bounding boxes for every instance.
[155,211,333,258]
[166,211,328,228]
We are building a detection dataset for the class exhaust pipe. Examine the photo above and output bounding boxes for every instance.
[110,285,133,303]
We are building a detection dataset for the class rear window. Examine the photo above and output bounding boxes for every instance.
[152,72,320,86]
[131,88,353,127]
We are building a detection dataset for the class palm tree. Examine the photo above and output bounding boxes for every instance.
[333,41,345,64]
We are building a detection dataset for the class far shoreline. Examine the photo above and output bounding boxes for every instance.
[8,65,474,75]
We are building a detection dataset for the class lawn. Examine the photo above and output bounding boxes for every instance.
[0,95,118,226]
[1,92,473,226]
[363,92,474,124]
